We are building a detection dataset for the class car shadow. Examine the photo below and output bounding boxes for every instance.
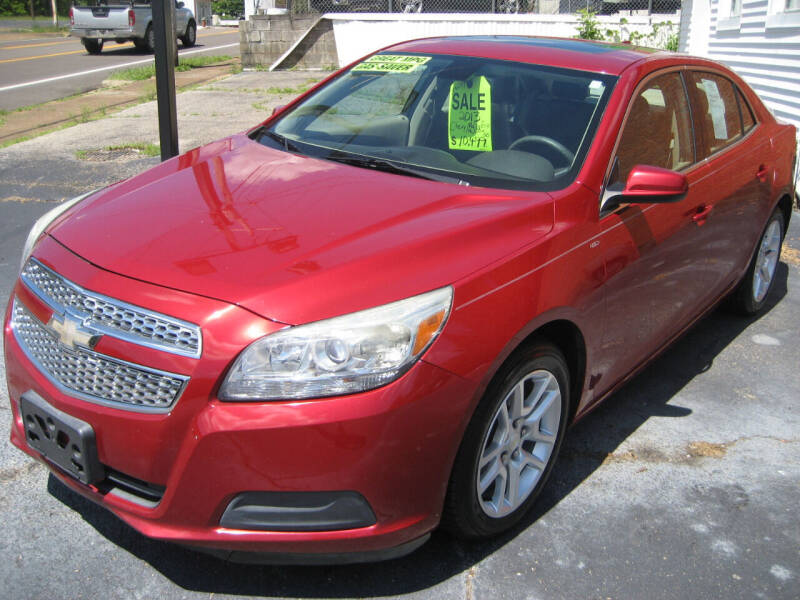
[47,263,789,596]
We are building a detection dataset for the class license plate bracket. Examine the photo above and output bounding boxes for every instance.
[20,391,105,485]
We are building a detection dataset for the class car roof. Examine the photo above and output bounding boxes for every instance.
[385,36,671,76]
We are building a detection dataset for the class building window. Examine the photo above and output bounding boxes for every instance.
[766,0,800,27]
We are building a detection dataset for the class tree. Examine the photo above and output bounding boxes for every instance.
[211,0,243,16]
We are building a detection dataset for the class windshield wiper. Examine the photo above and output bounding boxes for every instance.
[254,128,302,153]
[325,153,467,185]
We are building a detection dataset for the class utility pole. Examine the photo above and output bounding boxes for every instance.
[152,0,179,161]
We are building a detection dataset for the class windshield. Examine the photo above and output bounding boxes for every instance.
[256,53,617,191]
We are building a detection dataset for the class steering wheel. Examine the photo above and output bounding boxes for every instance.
[508,135,575,167]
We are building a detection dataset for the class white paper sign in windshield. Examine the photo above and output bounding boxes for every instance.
[352,54,431,73]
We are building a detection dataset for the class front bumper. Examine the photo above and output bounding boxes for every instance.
[4,243,477,561]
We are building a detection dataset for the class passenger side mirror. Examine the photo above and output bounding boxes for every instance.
[602,164,688,213]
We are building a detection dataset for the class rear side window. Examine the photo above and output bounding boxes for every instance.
[688,72,743,158]
[611,72,694,185]
[737,88,756,133]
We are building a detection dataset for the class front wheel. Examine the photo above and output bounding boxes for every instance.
[180,20,196,47]
[82,38,103,54]
[442,341,569,539]
[728,207,785,315]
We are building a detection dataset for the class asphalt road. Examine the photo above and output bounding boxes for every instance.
[0,27,240,110]
[0,86,798,597]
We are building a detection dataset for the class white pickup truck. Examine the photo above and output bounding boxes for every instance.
[69,1,196,55]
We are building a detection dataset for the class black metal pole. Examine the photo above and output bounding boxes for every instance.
[152,0,179,161]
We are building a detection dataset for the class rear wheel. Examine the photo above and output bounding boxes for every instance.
[82,38,103,54]
[728,207,785,315]
[143,24,155,53]
[180,20,196,47]
[442,341,569,538]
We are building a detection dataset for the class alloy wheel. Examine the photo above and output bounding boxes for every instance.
[476,369,561,518]
[752,218,781,303]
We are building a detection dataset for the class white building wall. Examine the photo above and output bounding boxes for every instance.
[699,0,800,192]
[679,0,710,55]
[328,13,679,67]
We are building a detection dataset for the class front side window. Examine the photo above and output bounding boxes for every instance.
[611,72,694,185]
[257,53,617,191]
[688,72,744,158]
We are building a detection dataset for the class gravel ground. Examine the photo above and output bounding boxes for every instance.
[0,69,798,600]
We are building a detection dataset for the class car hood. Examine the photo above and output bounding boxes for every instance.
[49,135,554,325]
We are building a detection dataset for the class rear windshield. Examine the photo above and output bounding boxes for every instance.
[258,53,617,191]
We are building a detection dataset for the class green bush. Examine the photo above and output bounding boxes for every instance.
[211,0,243,16]
[1,0,72,17]
[575,10,679,51]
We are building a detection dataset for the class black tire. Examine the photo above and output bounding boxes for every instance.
[133,37,147,51]
[727,207,785,315]
[441,340,570,539]
[144,24,155,53]
[180,20,196,47]
[83,38,103,54]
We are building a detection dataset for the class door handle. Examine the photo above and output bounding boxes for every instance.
[756,164,768,183]
[692,204,713,226]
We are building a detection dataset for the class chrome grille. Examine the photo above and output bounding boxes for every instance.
[11,300,187,412]
[21,259,201,358]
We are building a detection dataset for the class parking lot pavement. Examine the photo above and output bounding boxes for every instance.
[1,71,799,599]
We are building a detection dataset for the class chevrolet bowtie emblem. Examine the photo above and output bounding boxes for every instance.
[47,312,101,350]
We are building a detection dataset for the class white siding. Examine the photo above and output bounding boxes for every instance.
[704,0,800,191]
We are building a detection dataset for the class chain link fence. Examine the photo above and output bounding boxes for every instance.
[281,0,680,16]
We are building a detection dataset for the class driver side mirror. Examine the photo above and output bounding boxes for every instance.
[601,164,688,214]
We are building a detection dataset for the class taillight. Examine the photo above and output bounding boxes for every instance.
[128,8,135,27]
[69,6,74,26]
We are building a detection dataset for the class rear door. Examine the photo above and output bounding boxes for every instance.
[683,70,772,294]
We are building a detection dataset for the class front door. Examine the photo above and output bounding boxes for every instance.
[596,70,714,387]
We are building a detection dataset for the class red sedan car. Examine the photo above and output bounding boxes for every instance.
[4,37,796,563]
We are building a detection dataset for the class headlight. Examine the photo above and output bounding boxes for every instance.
[20,190,97,270]
[219,286,453,401]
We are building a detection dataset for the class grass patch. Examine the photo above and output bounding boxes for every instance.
[109,55,234,81]
[0,109,7,128]
[75,142,160,160]
[0,119,79,149]
[15,24,69,33]
[109,65,156,82]
[109,142,160,156]
[267,86,304,95]
[176,55,233,70]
